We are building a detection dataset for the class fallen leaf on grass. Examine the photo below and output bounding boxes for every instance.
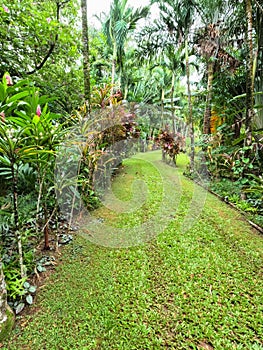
[198,341,214,350]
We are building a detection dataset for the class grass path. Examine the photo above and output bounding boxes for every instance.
[4,151,263,350]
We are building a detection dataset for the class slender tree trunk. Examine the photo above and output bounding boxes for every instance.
[111,60,115,96]
[111,43,117,96]
[124,82,128,100]
[36,165,47,234]
[81,0,91,113]
[254,3,263,132]
[0,261,8,326]
[245,0,255,146]
[43,203,50,250]
[118,69,122,91]
[11,163,26,279]
[171,72,175,134]
[203,60,214,134]
[161,88,165,129]
[0,260,14,341]
[185,38,195,172]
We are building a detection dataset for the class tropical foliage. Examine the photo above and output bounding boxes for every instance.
[0,0,262,340]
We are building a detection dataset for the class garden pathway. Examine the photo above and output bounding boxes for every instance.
[4,151,263,350]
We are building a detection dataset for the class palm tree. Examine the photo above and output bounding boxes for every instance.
[195,0,242,135]
[162,46,185,133]
[254,0,263,134]
[81,0,91,111]
[102,0,149,93]
[148,65,171,126]
[197,23,221,134]
[157,0,196,172]
[245,0,255,146]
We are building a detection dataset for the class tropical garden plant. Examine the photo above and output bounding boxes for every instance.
[0,0,263,342]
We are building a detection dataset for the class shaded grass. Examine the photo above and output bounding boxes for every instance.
[3,151,263,350]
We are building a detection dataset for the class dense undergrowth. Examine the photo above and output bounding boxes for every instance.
[0,75,141,315]
[186,133,263,228]
[3,151,263,350]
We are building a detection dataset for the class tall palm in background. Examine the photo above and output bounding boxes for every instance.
[102,0,149,93]
[157,0,196,172]
[245,0,254,146]
[81,0,91,111]
[196,0,231,135]
[163,46,185,133]
[194,0,247,137]
[254,0,263,133]
[226,0,262,141]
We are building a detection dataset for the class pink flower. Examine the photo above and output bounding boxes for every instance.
[5,75,13,86]
[0,112,5,122]
[46,17,51,23]
[3,5,9,13]
[36,105,41,117]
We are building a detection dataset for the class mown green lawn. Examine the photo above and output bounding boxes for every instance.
[3,151,263,350]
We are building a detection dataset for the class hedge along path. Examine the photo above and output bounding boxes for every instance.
[4,151,263,350]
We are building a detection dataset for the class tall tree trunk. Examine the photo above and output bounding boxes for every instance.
[185,38,195,172]
[81,0,91,113]
[0,260,14,341]
[43,203,50,250]
[203,60,214,134]
[0,261,8,326]
[245,0,255,146]
[161,88,165,129]
[111,43,117,96]
[11,163,26,279]
[171,72,175,134]
[111,59,116,96]
[124,81,128,100]
[254,2,263,132]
